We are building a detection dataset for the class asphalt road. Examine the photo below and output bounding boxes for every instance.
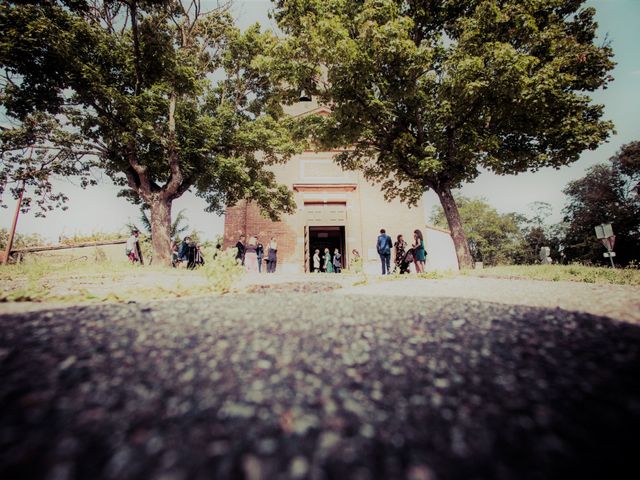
[1,293,639,480]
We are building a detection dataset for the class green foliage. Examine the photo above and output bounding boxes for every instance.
[0,228,45,250]
[59,230,126,244]
[562,144,640,266]
[431,195,524,265]
[465,264,640,286]
[0,112,99,217]
[127,207,189,241]
[516,201,565,264]
[201,247,243,294]
[0,1,305,262]
[613,141,640,179]
[273,0,615,267]
[346,256,364,274]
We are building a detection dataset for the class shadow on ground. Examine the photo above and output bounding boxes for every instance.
[0,295,638,480]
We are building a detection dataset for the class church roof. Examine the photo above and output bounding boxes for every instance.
[291,105,332,119]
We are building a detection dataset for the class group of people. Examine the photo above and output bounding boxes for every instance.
[172,236,205,269]
[126,227,426,275]
[312,248,342,273]
[377,228,427,275]
[235,234,278,273]
[125,230,205,269]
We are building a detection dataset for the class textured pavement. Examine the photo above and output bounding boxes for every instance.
[1,294,639,480]
[337,276,640,324]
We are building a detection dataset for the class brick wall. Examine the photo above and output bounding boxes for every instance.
[223,200,298,263]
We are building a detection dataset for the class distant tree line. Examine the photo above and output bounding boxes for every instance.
[431,142,640,267]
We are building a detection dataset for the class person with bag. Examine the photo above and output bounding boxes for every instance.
[393,234,408,274]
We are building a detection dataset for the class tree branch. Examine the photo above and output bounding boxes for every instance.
[162,90,183,198]
[129,0,143,95]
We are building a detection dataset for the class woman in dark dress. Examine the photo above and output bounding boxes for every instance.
[394,234,408,273]
[266,237,278,273]
[413,229,426,273]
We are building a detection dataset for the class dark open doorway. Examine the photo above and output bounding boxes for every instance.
[309,226,345,271]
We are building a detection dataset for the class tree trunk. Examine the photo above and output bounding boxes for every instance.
[435,185,474,269]
[149,196,173,266]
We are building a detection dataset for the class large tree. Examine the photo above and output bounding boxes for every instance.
[1,0,302,264]
[272,0,615,268]
[562,142,640,266]
[430,194,523,266]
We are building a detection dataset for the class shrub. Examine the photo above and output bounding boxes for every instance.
[201,248,243,293]
[347,256,364,274]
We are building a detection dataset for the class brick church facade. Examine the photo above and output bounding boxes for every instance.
[223,102,459,273]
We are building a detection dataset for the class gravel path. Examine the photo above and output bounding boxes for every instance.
[338,276,640,324]
[1,294,639,479]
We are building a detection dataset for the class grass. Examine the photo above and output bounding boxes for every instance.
[0,249,243,304]
[2,256,638,305]
[463,264,640,286]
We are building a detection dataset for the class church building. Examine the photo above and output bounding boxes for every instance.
[223,100,459,273]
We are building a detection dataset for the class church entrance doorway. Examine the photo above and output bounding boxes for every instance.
[308,226,345,272]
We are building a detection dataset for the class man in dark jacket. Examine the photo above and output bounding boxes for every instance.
[235,235,246,265]
[178,236,191,262]
[256,239,264,273]
[376,228,393,275]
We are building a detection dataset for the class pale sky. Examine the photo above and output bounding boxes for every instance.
[2,0,639,242]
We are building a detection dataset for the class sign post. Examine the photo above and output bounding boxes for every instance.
[594,222,616,268]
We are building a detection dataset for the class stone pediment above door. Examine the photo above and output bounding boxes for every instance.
[303,202,347,226]
[293,184,357,193]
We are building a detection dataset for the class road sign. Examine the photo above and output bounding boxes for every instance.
[595,223,614,239]
[595,223,613,239]
[601,235,616,251]
[604,252,616,258]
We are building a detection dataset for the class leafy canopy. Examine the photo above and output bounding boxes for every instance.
[430,194,524,265]
[0,0,303,219]
[273,0,615,203]
[562,143,640,266]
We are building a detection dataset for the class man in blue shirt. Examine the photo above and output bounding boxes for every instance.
[376,228,393,275]
[178,236,191,262]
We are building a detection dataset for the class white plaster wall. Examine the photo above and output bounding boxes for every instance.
[424,227,459,272]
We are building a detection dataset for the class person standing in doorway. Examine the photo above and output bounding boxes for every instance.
[245,236,259,273]
[313,249,321,273]
[413,229,426,273]
[266,237,278,273]
[323,247,334,273]
[376,228,393,274]
[256,239,264,273]
[235,235,246,265]
[332,248,342,273]
[394,234,408,274]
